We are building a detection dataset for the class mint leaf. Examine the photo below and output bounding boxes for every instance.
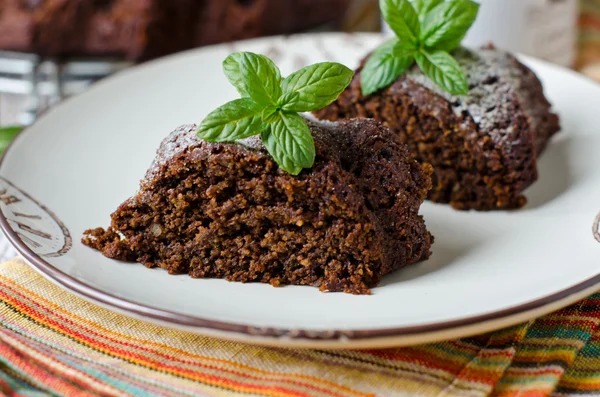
[280,62,354,112]
[380,0,420,44]
[197,98,264,141]
[415,49,468,95]
[201,52,354,174]
[422,0,480,52]
[370,0,478,95]
[261,106,279,123]
[222,53,249,97]
[238,52,282,106]
[412,0,444,17]
[277,91,299,108]
[0,126,23,154]
[361,39,416,96]
[261,113,315,175]
[393,38,419,55]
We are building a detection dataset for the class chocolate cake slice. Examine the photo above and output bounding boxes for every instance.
[315,46,561,210]
[82,118,433,294]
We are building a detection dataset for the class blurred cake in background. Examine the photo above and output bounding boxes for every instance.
[0,0,351,61]
[0,0,373,124]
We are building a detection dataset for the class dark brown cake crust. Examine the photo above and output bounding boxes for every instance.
[314,46,561,211]
[0,0,349,60]
[82,119,433,294]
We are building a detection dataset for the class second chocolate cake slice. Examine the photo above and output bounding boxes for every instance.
[315,46,561,210]
[82,118,433,294]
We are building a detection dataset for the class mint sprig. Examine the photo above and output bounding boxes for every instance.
[197,52,354,175]
[361,0,479,96]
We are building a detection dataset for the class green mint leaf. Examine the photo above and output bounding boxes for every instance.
[222,53,249,97]
[422,0,480,52]
[412,0,444,19]
[197,98,264,142]
[415,49,468,95]
[277,91,299,108]
[280,62,354,112]
[261,113,315,175]
[380,0,420,44]
[0,126,23,154]
[361,39,416,96]
[259,122,270,135]
[393,38,419,55]
[261,106,279,123]
[238,52,282,106]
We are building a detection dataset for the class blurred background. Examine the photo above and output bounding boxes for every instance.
[0,0,599,127]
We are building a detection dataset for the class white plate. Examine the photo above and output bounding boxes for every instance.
[1,33,599,349]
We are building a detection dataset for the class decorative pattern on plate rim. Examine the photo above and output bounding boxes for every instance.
[245,326,356,340]
[0,176,71,257]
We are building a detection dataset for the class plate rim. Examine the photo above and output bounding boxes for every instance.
[2,32,600,348]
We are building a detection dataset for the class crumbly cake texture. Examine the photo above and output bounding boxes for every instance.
[314,46,561,211]
[82,119,433,294]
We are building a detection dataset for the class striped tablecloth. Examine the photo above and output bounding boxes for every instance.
[0,253,598,396]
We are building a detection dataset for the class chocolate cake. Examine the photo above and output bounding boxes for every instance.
[0,0,349,60]
[82,118,433,294]
[315,46,561,211]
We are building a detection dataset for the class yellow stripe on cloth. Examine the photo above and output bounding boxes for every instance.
[0,258,598,397]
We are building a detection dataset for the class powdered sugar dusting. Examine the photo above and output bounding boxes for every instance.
[236,136,265,151]
[408,47,525,133]
[141,116,349,187]
[144,124,201,183]
[143,124,269,184]
[303,113,340,129]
